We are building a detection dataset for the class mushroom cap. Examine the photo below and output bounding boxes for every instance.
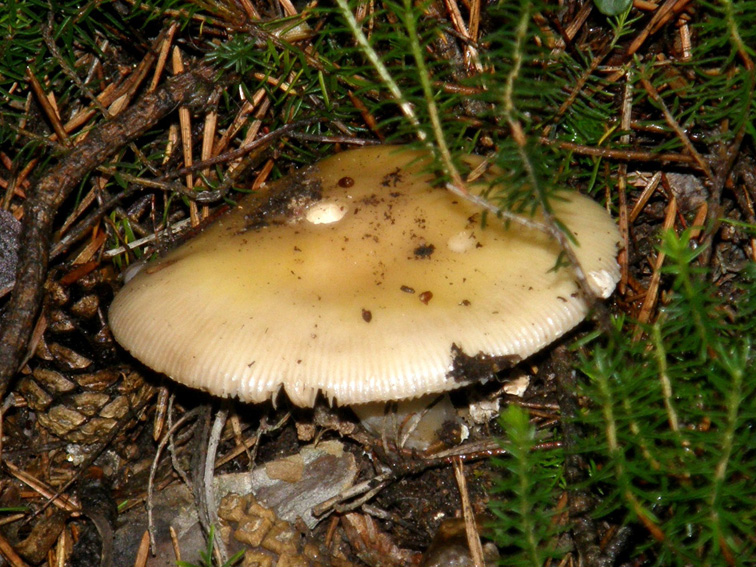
[109,146,620,406]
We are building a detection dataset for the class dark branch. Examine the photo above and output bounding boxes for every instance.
[0,65,217,398]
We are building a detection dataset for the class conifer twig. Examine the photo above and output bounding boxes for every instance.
[493,3,602,308]
[444,183,602,314]
[402,0,466,190]
[640,77,713,180]
[334,0,424,140]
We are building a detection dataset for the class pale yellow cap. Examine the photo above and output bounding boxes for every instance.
[109,146,620,406]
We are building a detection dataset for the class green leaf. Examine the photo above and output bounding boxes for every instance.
[593,0,632,16]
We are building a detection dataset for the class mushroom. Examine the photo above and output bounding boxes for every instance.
[109,146,619,423]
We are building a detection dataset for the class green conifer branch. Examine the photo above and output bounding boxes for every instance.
[4,1,756,565]
[579,230,756,564]
[490,405,562,567]
[333,0,425,140]
[400,0,464,188]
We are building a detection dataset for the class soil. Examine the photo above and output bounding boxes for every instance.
[0,0,754,565]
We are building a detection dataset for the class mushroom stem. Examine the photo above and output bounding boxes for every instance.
[352,394,461,451]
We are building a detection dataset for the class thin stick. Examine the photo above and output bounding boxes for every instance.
[54,527,66,567]
[147,407,202,552]
[133,531,150,567]
[453,457,485,567]
[149,22,178,93]
[629,172,662,223]
[616,71,634,294]
[200,89,220,220]
[544,140,697,167]
[169,526,182,563]
[633,197,677,339]
[312,471,394,517]
[205,408,229,564]
[26,67,71,147]
[153,386,170,441]
[172,47,198,226]
[167,395,193,489]
[640,77,713,180]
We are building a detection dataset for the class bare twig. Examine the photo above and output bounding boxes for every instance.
[453,457,485,567]
[640,77,713,180]
[203,407,229,564]
[148,406,203,552]
[617,72,634,294]
[544,140,698,167]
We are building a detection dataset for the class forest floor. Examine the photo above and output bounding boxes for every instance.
[0,0,754,566]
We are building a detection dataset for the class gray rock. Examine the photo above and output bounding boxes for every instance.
[0,209,20,296]
[113,440,357,566]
